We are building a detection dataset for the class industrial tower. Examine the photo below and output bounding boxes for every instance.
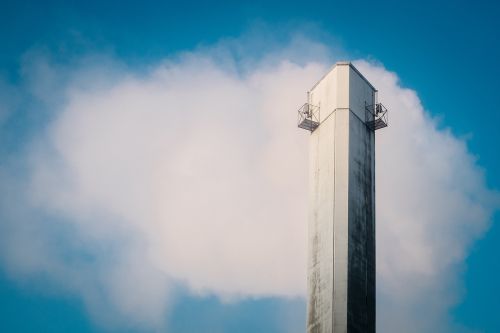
[298,62,387,333]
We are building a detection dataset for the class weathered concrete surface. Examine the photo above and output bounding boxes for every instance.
[307,62,376,333]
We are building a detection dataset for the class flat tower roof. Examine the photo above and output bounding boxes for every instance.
[309,61,377,92]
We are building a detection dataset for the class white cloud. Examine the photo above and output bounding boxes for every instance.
[0,38,497,332]
[355,60,498,333]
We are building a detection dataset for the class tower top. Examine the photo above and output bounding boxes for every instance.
[310,61,377,92]
[298,61,388,132]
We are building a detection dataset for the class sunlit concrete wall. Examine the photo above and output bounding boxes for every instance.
[307,62,376,333]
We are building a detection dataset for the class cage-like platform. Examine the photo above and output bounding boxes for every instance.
[365,103,388,130]
[298,103,320,132]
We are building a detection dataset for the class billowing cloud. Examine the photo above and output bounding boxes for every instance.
[0,37,497,332]
[355,60,498,333]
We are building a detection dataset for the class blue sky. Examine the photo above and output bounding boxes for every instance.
[1,1,500,332]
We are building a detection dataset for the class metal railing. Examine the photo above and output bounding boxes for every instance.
[365,103,388,130]
[298,103,320,132]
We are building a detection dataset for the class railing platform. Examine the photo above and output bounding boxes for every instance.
[297,103,320,132]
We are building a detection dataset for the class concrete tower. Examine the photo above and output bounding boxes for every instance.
[298,62,387,333]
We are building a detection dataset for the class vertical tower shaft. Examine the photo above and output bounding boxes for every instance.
[306,62,376,333]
